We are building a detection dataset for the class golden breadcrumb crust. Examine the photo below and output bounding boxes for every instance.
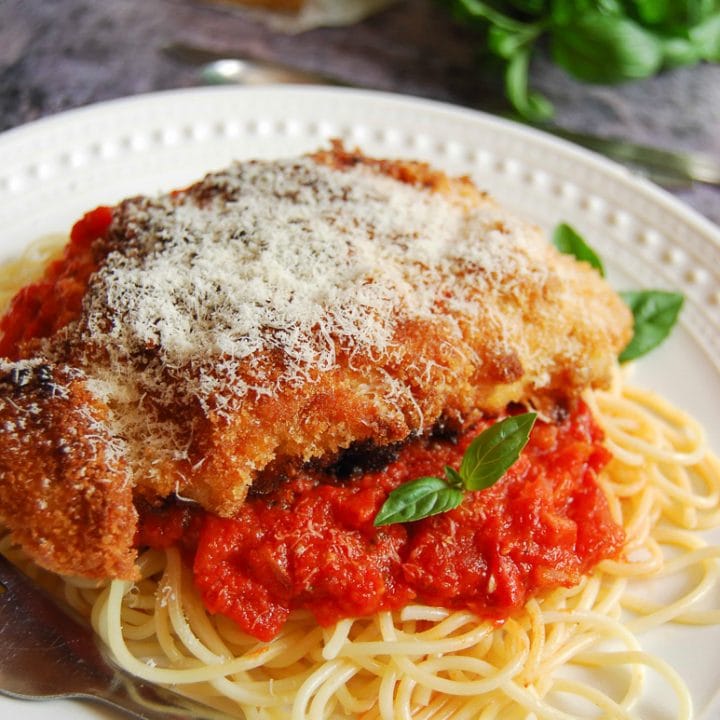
[0,364,137,579]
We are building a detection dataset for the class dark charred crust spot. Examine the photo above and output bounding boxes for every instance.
[36,364,54,386]
[486,351,524,384]
[249,460,291,496]
[327,439,402,479]
[0,363,62,397]
[2,365,33,388]
[500,355,523,383]
[430,415,462,444]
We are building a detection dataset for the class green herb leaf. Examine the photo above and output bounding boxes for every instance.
[633,0,671,25]
[373,413,537,525]
[488,23,542,59]
[550,0,597,25]
[447,0,534,32]
[619,290,684,362]
[684,0,719,27]
[552,223,606,276]
[550,13,663,82]
[691,13,720,60]
[437,0,720,120]
[373,476,464,526]
[460,412,537,490]
[596,0,626,15]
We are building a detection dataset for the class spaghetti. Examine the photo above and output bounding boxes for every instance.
[0,233,65,311]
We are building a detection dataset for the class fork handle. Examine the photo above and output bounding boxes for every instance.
[0,555,232,720]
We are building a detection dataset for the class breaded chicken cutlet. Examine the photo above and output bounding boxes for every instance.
[0,143,632,580]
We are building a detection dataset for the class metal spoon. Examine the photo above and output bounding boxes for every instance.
[202,57,341,87]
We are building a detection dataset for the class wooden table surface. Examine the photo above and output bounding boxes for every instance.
[1,0,719,225]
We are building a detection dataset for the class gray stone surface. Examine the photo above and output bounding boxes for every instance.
[1,0,718,224]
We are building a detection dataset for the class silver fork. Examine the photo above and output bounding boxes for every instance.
[0,554,234,719]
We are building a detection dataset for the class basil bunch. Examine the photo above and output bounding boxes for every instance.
[440,0,720,119]
[374,413,537,525]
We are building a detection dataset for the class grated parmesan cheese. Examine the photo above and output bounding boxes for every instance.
[76,157,542,413]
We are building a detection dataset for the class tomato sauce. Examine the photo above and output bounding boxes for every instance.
[0,206,112,358]
[139,404,623,642]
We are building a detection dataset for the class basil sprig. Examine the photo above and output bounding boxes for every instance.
[551,222,684,363]
[373,412,537,526]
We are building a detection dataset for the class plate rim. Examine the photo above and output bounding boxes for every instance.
[0,84,718,244]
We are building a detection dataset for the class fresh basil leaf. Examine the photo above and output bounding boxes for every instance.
[643,0,717,29]
[596,0,625,14]
[551,13,663,82]
[619,290,684,362]
[686,0,720,26]
[437,0,720,121]
[552,223,605,276]
[373,476,464,526]
[373,413,538,526]
[691,13,720,60]
[551,0,598,24]
[460,413,537,491]
[632,0,670,24]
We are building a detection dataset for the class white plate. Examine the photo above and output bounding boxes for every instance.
[1,86,719,720]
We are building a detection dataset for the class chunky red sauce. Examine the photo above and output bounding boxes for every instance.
[139,405,623,642]
[0,206,112,358]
